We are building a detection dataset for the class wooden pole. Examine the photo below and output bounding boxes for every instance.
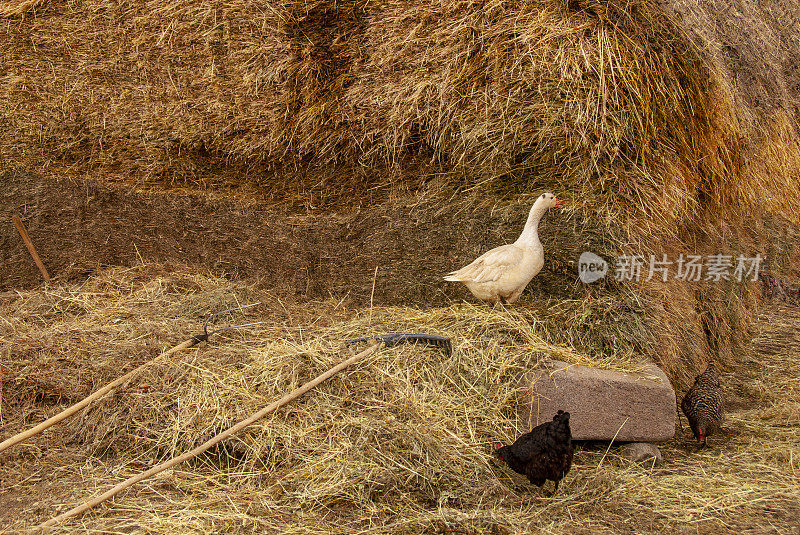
[0,339,199,454]
[12,213,50,282]
[38,342,381,530]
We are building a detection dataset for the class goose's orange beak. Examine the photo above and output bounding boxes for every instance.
[555,198,567,207]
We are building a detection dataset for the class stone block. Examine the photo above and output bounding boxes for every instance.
[519,360,676,442]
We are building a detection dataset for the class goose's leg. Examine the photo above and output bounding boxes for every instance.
[505,288,524,305]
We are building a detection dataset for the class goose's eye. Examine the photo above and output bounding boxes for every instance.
[541,194,545,198]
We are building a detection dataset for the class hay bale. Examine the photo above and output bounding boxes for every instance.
[1,0,799,382]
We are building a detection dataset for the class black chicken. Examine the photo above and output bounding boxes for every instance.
[495,410,574,494]
[681,362,724,448]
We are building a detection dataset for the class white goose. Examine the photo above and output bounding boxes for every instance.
[444,193,566,304]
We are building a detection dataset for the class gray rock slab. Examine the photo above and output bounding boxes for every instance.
[519,360,676,442]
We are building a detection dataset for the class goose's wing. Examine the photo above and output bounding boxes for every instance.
[445,244,524,283]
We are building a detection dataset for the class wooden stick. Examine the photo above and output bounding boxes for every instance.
[12,213,50,282]
[38,342,382,530]
[0,338,200,455]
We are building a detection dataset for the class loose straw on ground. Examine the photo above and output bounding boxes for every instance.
[0,338,199,454]
[1,304,262,455]
[38,342,382,530]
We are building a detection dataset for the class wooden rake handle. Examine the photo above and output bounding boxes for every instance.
[12,213,50,282]
[38,342,382,530]
[0,338,200,455]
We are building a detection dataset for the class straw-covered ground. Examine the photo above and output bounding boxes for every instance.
[1,264,798,533]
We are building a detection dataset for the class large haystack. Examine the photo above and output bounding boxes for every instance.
[1,0,799,383]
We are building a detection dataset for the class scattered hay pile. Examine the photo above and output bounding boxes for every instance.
[1,0,799,380]
[0,264,641,455]
[1,265,799,532]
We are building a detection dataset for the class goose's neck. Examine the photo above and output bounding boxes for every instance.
[515,204,546,248]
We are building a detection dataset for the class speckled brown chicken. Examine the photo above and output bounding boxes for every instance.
[681,362,724,447]
[495,410,574,494]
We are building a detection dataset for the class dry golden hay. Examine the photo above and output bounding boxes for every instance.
[1,4,799,532]
[1,0,798,218]
[0,0,799,402]
[1,265,799,533]
[0,263,643,454]
[0,0,44,17]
